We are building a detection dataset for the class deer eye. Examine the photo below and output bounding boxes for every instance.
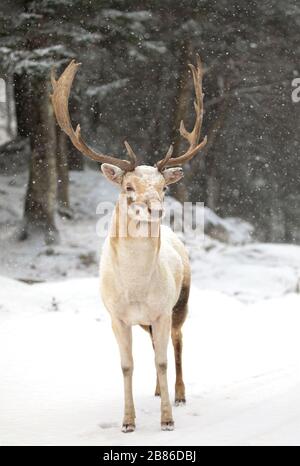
[126,185,134,192]
[163,186,168,192]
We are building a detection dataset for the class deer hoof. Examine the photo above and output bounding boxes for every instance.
[161,421,174,431]
[122,423,135,433]
[175,398,186,406]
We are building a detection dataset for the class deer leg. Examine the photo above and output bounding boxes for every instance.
[151,337,161,397]
[142,325,161,396]
[148,327,161,396]
[171,327,186,405]
[152,315,174,430]
[154,374,161,397]
[111,318,135,433]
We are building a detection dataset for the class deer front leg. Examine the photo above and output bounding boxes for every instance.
[111,318,135,433]
[152,314,174,431]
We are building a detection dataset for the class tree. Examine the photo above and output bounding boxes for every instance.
[1,0,300,243]
[20,75,58,243]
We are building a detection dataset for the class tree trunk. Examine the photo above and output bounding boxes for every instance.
[19,76,58,244]
[68,140,84,171]
[56,128,73,218]
[13,72,31,138]
[204,95,228,211]
[169,40,193,203]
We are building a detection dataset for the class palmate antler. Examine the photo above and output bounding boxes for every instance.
[50,60,137,171]
[156,54,207,171]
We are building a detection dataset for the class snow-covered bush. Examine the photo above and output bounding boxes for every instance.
[163,196,254,245]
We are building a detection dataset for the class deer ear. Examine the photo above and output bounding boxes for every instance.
[162,167,184,185]
[101,163,124,185]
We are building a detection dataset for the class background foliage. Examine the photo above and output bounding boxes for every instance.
[0,0,299,242]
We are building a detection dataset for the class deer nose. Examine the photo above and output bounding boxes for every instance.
[133,203,144,216]
[148,203,163,218]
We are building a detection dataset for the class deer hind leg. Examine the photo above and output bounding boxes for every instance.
[112,318,135,433]
[172,326,186,405]
[152,314,174,430]
[172,283,189,405]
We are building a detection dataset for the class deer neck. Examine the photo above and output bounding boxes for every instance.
[109,202,161,283]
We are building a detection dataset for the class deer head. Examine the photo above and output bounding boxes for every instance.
[51,56,207,222]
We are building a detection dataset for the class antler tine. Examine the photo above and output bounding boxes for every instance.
[124,141,138,166]
[50,60,135,172]
[156,144,173,171]
[156,54,207,170]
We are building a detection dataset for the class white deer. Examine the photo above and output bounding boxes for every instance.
[51,56,207,432]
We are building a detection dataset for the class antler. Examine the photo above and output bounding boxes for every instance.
[50,60,137,171]
[156,54,207,171]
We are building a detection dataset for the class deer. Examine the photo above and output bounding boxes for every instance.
[51,55,207,432]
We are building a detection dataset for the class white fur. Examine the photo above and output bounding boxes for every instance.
[99,165,190,431]
[100,225,184,325]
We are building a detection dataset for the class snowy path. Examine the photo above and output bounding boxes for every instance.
[1,277,300,446]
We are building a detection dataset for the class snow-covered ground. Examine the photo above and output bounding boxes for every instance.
[1,168,300,445]
[1,277,300,446]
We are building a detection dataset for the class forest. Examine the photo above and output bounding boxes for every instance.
[0,0,299,244]
[1,0,300,447]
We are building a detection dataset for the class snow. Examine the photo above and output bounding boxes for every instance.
[0,79,6,104]
[163,196,254,245]
[1,168,300,303]
[87,79,129,99]
[102,10,152,22]
[143,41,167,54]
[0,169,115,282]
[1,167,300,445]
[0,91,10,146]
[1,277,300,446]
[191,242,300,302]
[11,46,70,75]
